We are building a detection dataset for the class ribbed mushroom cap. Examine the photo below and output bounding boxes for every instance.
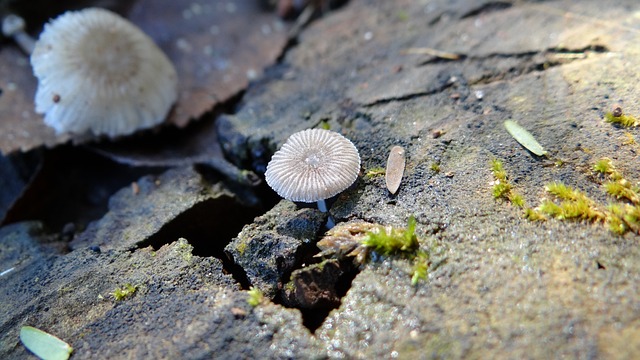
[265,129,361,203]
[30,8,178,137]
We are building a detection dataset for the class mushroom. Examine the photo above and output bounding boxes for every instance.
[2,14,35,54]
[30,8,178,138]
[265,129,361,228]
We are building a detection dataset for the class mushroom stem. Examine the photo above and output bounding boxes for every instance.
[316,199,335,229]
[2,14,35,54]
[316,199,328,213]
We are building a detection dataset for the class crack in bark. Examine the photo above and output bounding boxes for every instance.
[460,1,514,19]
[361,82,456,108]
[362,45,609,107]
[467,45,610,85]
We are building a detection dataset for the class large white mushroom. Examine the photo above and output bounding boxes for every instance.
[265,129,361,228]
[30,8,178,138]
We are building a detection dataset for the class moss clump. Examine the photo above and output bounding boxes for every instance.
[430,163,441,173]
[319,120,331,130]
[490,159,526,209]
[538,182,604,221]
[491,159,512,200]
[362,216,419,256]
[524,207,546,221]
[316,216,431,285]
[604,180,640,204]
[525,159,640,235]
[411,251,430,286]
[247,287,264,307]
[605,112,639,127]
[112,283,137,301]
[593,158,616,176]
[365,167,386,179]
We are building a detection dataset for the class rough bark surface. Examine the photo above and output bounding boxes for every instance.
[2,0,640,359]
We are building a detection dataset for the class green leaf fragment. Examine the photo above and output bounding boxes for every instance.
[504,120,547,156]
[20,326,73,360]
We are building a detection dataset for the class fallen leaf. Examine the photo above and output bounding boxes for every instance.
[20,326,73,360]
[504,120,547,156]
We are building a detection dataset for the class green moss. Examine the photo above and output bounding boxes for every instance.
[365,167,386,179]
[319,120,331,130]
[508,193,525,208]
[623,205,640,232]
[605,180,639,204]
[430,163,441,173]
[362,216,418,256]
[492,182,511,199]
[593,158,614,175]
[247,287,264,307]
[284,281,296,293]
[411,251,430,286]
[524,208,546,221]
[491,159,507,181]
[605,112,639,127]
[236,240,248,255]
[530,174,640,234]
[545,182,583,201]
[490,159,527,209]
[175,238,193,262]
[112,283,137,301]
[538,184,604,221]
[317,217,433,285]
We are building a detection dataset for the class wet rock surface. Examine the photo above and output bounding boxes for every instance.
[2,0,640,358]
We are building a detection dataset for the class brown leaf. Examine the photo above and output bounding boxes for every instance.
[129,0,289,128]
[0,45,70,154]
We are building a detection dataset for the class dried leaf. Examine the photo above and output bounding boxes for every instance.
[129,0,289,128]
[20,326,73,360]
[504,120,547,156]
[385,145,405,194]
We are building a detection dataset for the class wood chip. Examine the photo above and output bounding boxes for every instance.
[385,145,405,195]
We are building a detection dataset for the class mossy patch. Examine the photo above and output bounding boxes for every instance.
[523,158,640,234]
[365,167,386,179]
[112,283,138,301]
[316,216,432,285]
[247,286,265,307]
[605,111,639,127]
[490,159,525,208]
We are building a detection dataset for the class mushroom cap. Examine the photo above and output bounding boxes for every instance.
[265,129,361,203]
[30,8,178,137]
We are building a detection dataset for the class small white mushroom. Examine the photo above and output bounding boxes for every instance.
[385,145,405,195]
[2,14,35,54]
[30,8,178,138]
[265,129,361,228]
